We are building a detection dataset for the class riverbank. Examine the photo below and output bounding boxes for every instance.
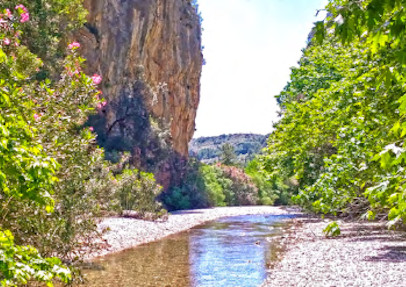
[263,217,406,287]
[85,206,300,260]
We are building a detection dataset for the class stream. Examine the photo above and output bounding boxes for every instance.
[82,214,294,287]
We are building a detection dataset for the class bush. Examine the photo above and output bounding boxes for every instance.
[0,6,73,285]
[0,3,166,284]
[162,158,209,210]
[115,169,164,218]
[162,159,261,210]
[200,165,227,207]
[163,187,192,211]
[0,230,71,287]
[219,164,258,206]
[245,159,290,205]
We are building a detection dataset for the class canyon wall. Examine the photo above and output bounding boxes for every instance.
[78,0,203,188]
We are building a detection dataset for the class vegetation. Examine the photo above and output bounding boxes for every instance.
[7,0,406,284]
[189,133,268,165]
[245,159,289,205]
[163,160,260,210]
[220,143,237,166]
[0,3,163,286]
[261,0,406,228]
[163,156,289,211]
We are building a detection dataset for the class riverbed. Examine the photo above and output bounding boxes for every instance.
[86,206,300,259]
[82,214,295,287]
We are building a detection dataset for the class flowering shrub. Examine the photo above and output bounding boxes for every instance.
[0,0,87,73]
[163,160,260,210]
[1,3,166,285]
[0,6,72,286]
[219,164,259,206]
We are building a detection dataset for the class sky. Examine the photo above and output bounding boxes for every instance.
[194,0,328,138]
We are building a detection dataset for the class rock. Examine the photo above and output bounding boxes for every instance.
[78,0,203,189]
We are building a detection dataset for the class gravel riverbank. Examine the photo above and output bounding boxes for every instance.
[263,217,406,287]
[85,206,406,287]
[86,206,299,260]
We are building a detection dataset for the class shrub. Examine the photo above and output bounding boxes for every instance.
[200,165,227,207]
[163,187,192,211]
[245,159,290,205]
[0,3,166,284]
[219,164,259,206]
[0,6,72,285]
[115,169,164,218]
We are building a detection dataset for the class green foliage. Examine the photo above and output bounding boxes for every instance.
[1,3,166,285]
[162,158,209,210]
[317,0,406,63]
[163,187,193,211]
[245,159,280,205]
[0,9,73,285]
[323,221,341,237]
[200,165,227,207]
[115,169,163,218]
[0,229,71,287]
[163,159,261,210]
[220,143,237,166]
[0,0,87,75]
[0,32,111,260]
[189,134,268,165]
[261,0,406,228]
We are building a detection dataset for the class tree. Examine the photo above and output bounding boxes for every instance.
[261,0,406,227]
[220,143,237,166]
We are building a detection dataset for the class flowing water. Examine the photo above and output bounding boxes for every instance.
[82,214,294,287]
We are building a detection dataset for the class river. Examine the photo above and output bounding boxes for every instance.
[82,214,294,287]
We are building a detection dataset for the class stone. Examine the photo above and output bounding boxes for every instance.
[78,0,203,189]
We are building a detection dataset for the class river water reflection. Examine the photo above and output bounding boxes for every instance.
[83,214,293,287]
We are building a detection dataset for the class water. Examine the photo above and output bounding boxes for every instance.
[82,214,293,287]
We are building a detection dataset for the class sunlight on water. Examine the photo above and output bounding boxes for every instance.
[82,214,293,287]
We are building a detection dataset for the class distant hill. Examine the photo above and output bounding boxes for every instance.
[189,134,269,164]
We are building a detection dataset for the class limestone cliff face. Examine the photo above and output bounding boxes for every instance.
[79,0,202,188]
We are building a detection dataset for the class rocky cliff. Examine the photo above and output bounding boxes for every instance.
[78,0,203,188]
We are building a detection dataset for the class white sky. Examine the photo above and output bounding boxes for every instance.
[194,0,328,137]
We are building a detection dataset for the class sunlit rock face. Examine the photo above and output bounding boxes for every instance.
[79,0,203,189]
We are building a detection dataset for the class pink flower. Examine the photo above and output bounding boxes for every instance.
[15,5,28,12]
[4,38,10,45]
[20,12,29,23]
[68,41,80,49]
[5,9,12,18]
[34,114,40,121]
[89,126,94,132]
[91,74,102,85]
[96,101,107,110]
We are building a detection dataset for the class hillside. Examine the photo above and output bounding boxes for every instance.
[189,134,269,164]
